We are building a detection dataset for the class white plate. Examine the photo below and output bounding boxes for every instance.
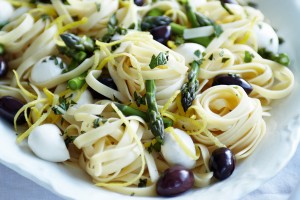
[1,0,300,199]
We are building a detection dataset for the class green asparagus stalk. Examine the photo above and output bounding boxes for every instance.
[67,71,88,90]
[60,33,94,53]
[114,103,173,128]
[185,1,200,28]
[181,60,201,111]
[146,80,165,143]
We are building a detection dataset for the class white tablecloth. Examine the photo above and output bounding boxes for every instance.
[1,145,300,200]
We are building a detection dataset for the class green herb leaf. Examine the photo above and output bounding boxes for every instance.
[52,96,76,115]
[149,52,169,69]
[244,51,254,63]
[194,49,201,58]
[95,3,101,12]
[222,57,230,63]
[146,140,162,153]
[138,179,147,188]
[134,92,146,107]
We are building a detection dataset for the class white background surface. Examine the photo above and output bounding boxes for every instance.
[0,144,300,200]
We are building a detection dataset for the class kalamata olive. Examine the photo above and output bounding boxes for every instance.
[0,57,8,77]
[134,0,144,6]
[156,165,194,197]
[221,0,238,4]
[209,147,235,180]
[212,74,253,94]
[0,96,26,124]
[89,77,118,99]
[150,25,171,45]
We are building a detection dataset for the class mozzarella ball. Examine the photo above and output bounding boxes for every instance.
[30,56,67,84]
[175,43,206,65]
[161,128,196,169]
[253,21,279,53]
[28,124,70,162]
[0,1,14,24]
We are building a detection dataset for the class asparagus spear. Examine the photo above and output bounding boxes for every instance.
[258,48,290,66]
[67,71,88,90]
[181,60,201,112]
[146,80,165,143]
[114,103,173,127]
[145,52,168,143]
[60,33,94,53]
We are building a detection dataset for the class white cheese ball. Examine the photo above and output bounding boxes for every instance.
[0,0,14,24]
[28,124,70,162]
[161,128,196,169]
[30,56,66,84]
[175,43,206,65]
[253,21,279,53]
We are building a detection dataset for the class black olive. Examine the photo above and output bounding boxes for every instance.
[0,57,8,78]
[209,147,235,180]
[88,77,118,99]
[156,165,194,197]
[150,25,171,45]
[212,74,253,94]
[134,0,144,6]
[0,96,26,125]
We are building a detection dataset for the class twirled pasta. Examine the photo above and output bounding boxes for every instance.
[0,0,295,197]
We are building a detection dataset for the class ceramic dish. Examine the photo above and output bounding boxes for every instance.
[1,0,300,199]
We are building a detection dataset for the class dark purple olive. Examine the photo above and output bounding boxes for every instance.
[89,77,118,99]
[156,165,194,197]
[221,0,238,4]
[209,147,235,180]
[0,57,8,77]
[212,74,253,94]
[150,25,171,45]
[0,96,26,125]
[134,0,144,6]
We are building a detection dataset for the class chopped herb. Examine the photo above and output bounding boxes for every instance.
[258,23,262,29]
[209,54,214,60]
[279,37,285,45]
[247,2,258,8]
[128,23,136,29]
[111,43,121,51]
[134,92,146,107]
[64,135,77,146]
[52,97,76,115]
[149,52,169,69]
[93,118,101,128]
[222,57,230,63]
[146,140,162,153]
[194,49,201,58]
[244,51,254,63]
[138,179,147,187]
[95,3,101,12]
[40,14,50,21]
[93,117,107,128]
[219,50,224,57]
[130,193,135,196]
[220,0,234,15]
